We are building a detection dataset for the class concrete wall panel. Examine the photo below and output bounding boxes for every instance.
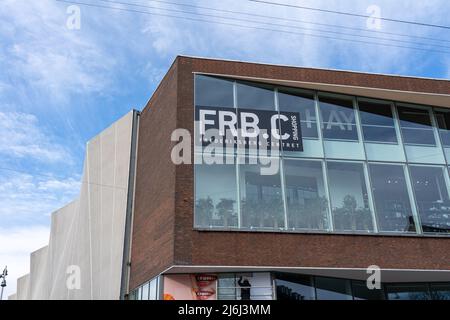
[14,111,136,300]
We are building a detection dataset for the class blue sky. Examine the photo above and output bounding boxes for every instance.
[0,0,449,297]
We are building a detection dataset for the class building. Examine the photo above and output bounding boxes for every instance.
[11,56,450,300]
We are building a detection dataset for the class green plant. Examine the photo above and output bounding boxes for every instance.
[195,197,214,226]
[215,198,236,227]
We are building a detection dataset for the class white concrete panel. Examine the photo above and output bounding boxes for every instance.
[30,246,49,300]
[14,111,136,300]
[16,274,30,300]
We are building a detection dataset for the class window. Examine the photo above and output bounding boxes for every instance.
[275,273,315,300]
[319,95,358,141]
[434,109,450,147]
[369,164,416,233]
[430,283,450,300]
[218,274,238,300]
[239,158,285,229]
[149,278,158,300]
[397,106,435,146]
[315,277,352,300]
[351,281,384,300]
[141,282,149,300]
[218,273,273,300]
[236,81,275,110]
[409,166,450,234]
[195,75,234,108]
[358,100,397,143]
[327,162,373,232]
[278,89,318,138]
[386,284,430,300]
[195,161,238,228]
[283,159,329,230]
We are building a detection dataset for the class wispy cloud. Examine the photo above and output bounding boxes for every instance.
[1,0,116,102]
[0,111,72,163]
[0,171,80,224]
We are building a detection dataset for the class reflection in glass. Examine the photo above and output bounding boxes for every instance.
[195,75,234,108]
[397,106,435,145]
[409,166,450,234]
[319,95,358,141]
[430,284,450,300]
[369,164,416,233]
[218,274,238,300]
[358,100,397,143]
[141,282,149,300]
[435,109,450,147]
[149,279,157,300]
[283,159,329,230]
[327,162,373,232]
[315,277,352,300]
[278,89,318,138]
[352,281,384,300]
[195,161,238,228]
[386,284,430,300]
[236,81,275,110]
[275,273,315,300]
[239,159,285,229]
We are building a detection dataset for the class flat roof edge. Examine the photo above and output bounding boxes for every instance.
[177,54,450,83]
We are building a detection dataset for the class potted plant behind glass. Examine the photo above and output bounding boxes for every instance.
[216,198,236,228]
[195,197,214,227]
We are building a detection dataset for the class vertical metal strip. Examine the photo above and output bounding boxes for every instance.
[315,92,333,231]
[354,97,378,233]
[275,88,289,230]
[393,103,423,234]
[120,110,140,299]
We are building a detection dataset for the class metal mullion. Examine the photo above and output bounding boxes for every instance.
[275,88,289,230]
[233,81,242,229]
[354,96,378,233]
[315,92,332,231]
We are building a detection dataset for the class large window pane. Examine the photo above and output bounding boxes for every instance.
[278,89,318,138]
[397,106,436,145]
[327,162,373,232]
[275,273,315,300]
[352,281,384,300]
[430,283,450,300]
[319,95,358,141]
[358,100,397,143]
[141,282,149,300]
[369,164,416,233]
[218,274,238,300]
[195,161,238,228]
[386,284,430,300]
[409,166,450,234]
[239,158,284,229]
[315,277,352,300]
[284,159,329,230]
[435,109,450,147]
[149,278,157,300]
[195,75,234,108]
[236,81,275,110]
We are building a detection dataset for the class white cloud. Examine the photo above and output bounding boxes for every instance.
[0,0,116,102]
[0,111,71,163]
[0,225,50,299]
[0,172,80,221]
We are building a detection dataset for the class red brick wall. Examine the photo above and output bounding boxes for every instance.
[129,61,178,289]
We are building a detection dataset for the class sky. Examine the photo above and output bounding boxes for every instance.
[0,0,449,298]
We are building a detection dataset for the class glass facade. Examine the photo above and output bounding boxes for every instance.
[130,276,160,300]
[130,272,449,300]
[274,273,449,300]
[194,75,450,236]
